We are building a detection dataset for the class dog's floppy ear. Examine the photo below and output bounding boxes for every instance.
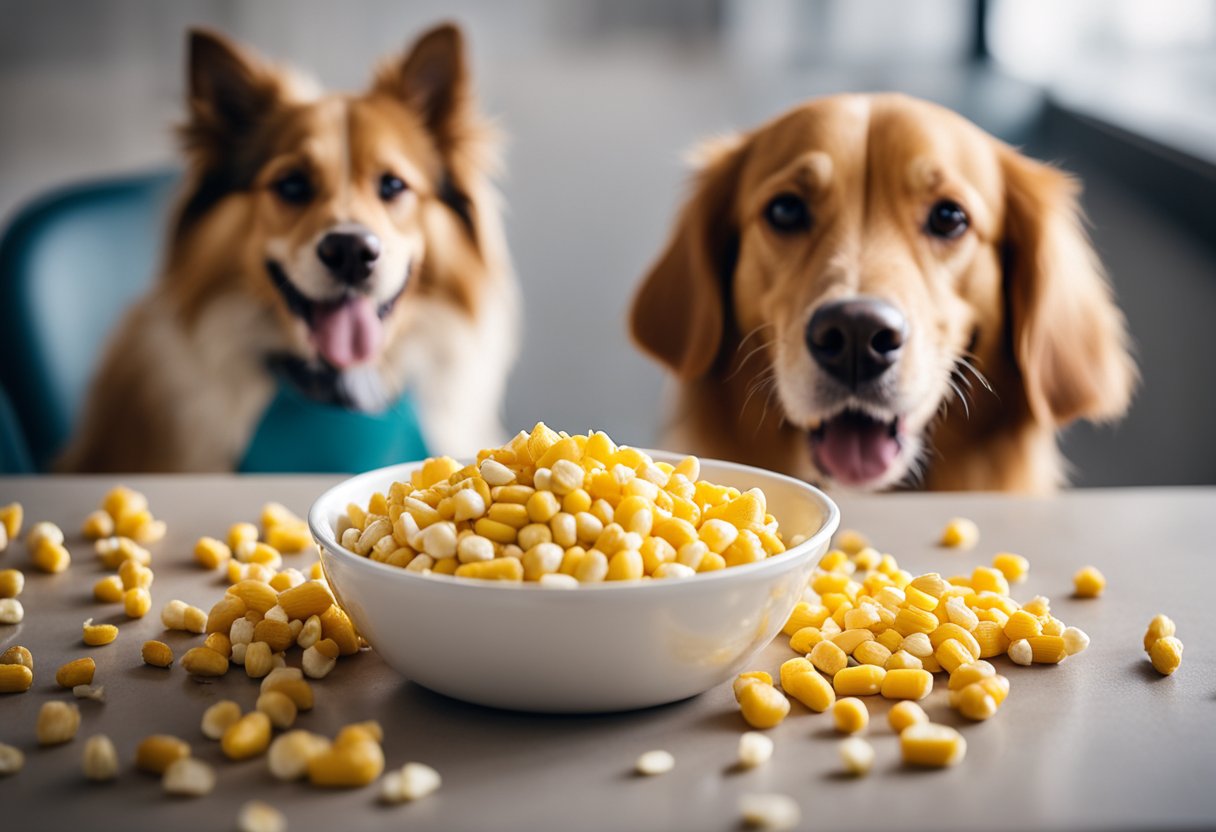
[630,136,748,380]
[1001,147,1137,426]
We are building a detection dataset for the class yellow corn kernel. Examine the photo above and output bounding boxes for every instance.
[1149,636,1183,676]
[1073,565,1106,598]
[832,697,868,734]
[81,510,114,540]
[206,595,247,635]
[955,683,998,721]
[194,537,232,570]
[82,734,119,782]
[842,605,881,631]
[33,538,71,573]
[884,650,923,671]
[972,620,1009,659]
[934,639,973,674]
[939,517,978,549]
[276,580,333,621]
[222,711,272,760]
[454,558,525,582]
[228,579,278,613]
[101,485,146,521]
[833,665,886,697]
[316,605,358,656]
[136,734,190,774]
[0,600,24,624]
[835,529,868,555]
[0,569,23,599]
[809,640,848,677]
[1028,635,1068,664]
[1042,616,1065,637]
[736,678,790,729]
[308,736,385,788]
[853,641,892,668]
[991,552,1029,584]
[930,623,981,658]
[904,586,939,612]
[1003,610,1042,641]
[181,646,229,677]
[606,549,644,581]
[123,587,152,619]
[978,674,1010,706]
[901,723,966,767]
[1143,614,1176,653]
[888,701,928,733]
[832,628,875,656]
[0,664,34,693]
[142,640,173,668]
[89,576,121,607]
[947,660,995,691]
[1,645,33,670]
[894,606,938,636]
[880,668,933,700]
[789,627,824,654]
[819,549,850,572]
[779,658,836,713]
[970,566,1009,596]
[0,502,22,540]
[782,602,829,637]
[118,559,153,591]
[56,657,95,688]
[228,520,259,552]
[81,618,118,646]
[37,701,81,745]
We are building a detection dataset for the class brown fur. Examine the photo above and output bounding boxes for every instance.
[62,24,516,472]
[631,94,1136,493]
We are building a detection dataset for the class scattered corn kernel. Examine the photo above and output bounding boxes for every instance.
[0,503,23,542]
[1149,636,1184,676]
[56,657,95,688]
[737,732,774,768]
[257,691,298,730]
[1073,565,1106,598]
[194,537,231,570]
[839,736,875,776]
[0,569,23,598]
[238,801,286,832]
[201,700,242,740]
[0,598,23,624]
[123,587,151,619]
[832,697,868,734]
[382,762,443,803]
[1008,638,1033,666]
[0,743,24,775]
[268,730,330,781]
[0,664,33,693]
[634,749,675,776]
[222,712,273,760]
[81,618,118,646]
[779,657,835,713]
[1062,626,1090,656]
[307,734,384,787]
[833,665,886,697]
[992,552,1029,583]
[1143,614,1175,653]
[38,701,82,745]
[163,756,216,797]
[735,674,790,729]
[82,734,118,781]
[73,684,105,701]
[141,640,173,668]
[888,700,929,733]
[901,722,966,767]
[181,646,229,677]
[136,734,190,774]
[739,793,801,830]
[880,668,933,700]
[1,645,33,670]
[939,517,979,549]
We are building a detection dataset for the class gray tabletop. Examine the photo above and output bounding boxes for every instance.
[1,477,1213,832]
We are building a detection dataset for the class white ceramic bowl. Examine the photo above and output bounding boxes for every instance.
[309,452,838,713]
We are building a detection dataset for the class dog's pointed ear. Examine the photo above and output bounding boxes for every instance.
[630,135,748,380]
[378,23,471,143]
[1001,147,1137,426]
[186,29,279,138]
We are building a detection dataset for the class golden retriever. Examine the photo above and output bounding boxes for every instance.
[62,23,516,472]
[631,94,1135,492]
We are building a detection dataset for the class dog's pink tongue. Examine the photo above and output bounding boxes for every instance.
[816,417,899,487]
[311,296,382,369]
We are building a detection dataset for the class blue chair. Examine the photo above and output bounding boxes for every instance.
[0,173,428,473]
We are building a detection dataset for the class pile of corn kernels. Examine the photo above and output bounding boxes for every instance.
[339,422,788,584]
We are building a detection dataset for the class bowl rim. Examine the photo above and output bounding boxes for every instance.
[308,450,839,596]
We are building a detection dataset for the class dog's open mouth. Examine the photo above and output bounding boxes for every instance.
[267,260,405,369]
[808,409,904,487]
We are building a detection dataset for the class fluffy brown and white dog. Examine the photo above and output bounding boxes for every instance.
[631,94,1136,493]
[62,23,516,472]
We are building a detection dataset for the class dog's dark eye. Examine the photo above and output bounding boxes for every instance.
[926,200,968,239]
[273,171,312,205]
[379,174,408,202]
[764,193,811,233]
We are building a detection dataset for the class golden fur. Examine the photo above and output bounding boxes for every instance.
[631,94,1135,493]
[62,23,516,472]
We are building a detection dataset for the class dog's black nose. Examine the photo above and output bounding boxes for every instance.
[806,297,908,387]
[316,229,381,285]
